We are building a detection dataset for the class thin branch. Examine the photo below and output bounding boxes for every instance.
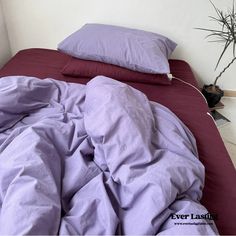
[215,38,233,70]
[214,56,236,85]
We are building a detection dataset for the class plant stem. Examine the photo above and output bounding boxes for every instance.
[214,56,236,86]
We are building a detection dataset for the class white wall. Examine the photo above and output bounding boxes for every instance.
[1,0,236,90]
[0,0,10,68]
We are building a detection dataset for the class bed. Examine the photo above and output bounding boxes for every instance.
[0,47,236,235]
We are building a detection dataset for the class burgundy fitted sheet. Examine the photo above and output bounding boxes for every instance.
[1,48,236,235]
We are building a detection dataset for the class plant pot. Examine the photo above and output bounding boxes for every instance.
[202,84,224,108]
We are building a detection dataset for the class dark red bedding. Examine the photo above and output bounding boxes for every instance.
[1,48,236,235]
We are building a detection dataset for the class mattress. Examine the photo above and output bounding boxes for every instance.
[0,48,236,235]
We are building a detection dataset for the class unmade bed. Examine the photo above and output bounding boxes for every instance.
[0,48,236,235]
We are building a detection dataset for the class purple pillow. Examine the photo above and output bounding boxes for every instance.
[58,24,177,74]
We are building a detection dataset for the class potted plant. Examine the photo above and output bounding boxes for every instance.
[196,0,236,108]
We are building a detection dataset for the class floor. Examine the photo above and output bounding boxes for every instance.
[217,97,236,168]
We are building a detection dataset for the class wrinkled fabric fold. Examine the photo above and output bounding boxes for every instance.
[0,76,218,235]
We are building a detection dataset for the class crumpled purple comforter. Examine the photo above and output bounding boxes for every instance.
[0,76,218,235]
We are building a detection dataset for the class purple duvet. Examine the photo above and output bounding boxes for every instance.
[0,76,218,235]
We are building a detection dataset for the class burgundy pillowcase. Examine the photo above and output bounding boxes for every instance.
[61,57,172,85]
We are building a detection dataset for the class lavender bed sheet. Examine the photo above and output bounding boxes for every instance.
[0,75,218,235]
